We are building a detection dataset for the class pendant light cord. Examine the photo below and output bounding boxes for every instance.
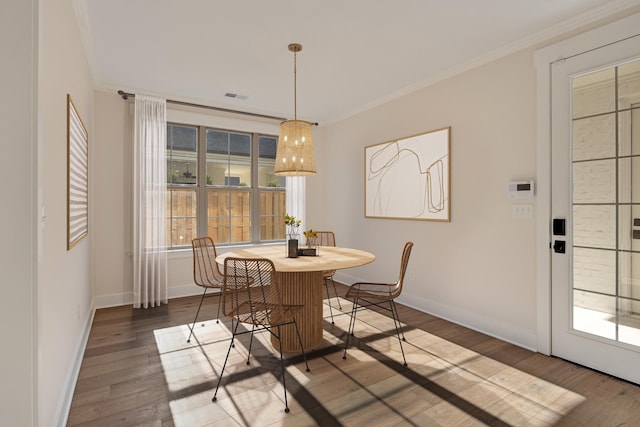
[293,49,297,120]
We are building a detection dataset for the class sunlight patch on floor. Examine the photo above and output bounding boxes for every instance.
[153,297,586,426]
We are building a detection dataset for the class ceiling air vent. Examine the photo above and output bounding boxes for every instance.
[225,92,247,100]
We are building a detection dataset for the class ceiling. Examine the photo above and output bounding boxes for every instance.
[77,0,640,124]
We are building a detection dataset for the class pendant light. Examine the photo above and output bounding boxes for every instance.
[274,43,316,176]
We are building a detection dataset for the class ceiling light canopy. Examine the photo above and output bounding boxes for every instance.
[274,43,316,176]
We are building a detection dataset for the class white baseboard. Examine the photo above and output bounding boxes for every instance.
[93,283,205,309]
[60,285,204,424]
[397,292,537,352]
[94,291,133,309]
[334,273,537,352]
[333,271,368,286]
[169,283,209,300]
[54,305,95,427]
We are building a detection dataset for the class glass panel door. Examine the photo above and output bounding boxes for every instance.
[571,59,640,346]
[550,32,640,385]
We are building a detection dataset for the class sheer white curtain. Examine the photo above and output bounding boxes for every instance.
[132,94,168,308]
[286,176,306,228]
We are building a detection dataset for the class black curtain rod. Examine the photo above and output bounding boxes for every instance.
[118,90,319,125]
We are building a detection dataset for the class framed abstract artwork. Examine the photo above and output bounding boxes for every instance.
[365,127,450,221]
[67,94,89,249]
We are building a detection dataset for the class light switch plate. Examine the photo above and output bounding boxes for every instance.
[512,204,534,219]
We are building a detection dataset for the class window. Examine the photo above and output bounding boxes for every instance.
[166,123,286,248]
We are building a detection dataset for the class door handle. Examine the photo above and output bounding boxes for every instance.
[553,218,566,236]
[553,240,565,253]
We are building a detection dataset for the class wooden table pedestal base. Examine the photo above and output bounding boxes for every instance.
[271,270,324,352]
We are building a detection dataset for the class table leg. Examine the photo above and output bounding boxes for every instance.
[271,270,323,352]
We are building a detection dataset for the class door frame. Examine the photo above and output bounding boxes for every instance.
[534,12,640,355]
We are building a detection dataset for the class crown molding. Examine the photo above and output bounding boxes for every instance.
[330,0,640,125]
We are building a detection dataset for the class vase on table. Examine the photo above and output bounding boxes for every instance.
[306,236,319,255]
[287,233,299,258]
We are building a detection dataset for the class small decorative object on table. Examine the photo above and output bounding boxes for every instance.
[284,214,301,258]
[301,229,318,256]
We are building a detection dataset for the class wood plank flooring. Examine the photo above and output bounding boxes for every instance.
[67,285,640,426]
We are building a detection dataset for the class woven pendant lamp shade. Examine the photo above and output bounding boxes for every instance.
[275,119,316,176]
[274,43,316,176]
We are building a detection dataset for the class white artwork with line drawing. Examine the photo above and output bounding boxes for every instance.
[365,127,450,221]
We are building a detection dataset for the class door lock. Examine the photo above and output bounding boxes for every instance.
[553,240,566,254]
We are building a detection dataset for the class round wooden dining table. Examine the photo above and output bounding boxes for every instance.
[216,245,375,352]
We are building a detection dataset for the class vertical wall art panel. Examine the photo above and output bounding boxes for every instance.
[67,94,89,249]
[365,127,450,221]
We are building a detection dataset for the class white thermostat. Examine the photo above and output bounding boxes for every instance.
[508,180,535,199]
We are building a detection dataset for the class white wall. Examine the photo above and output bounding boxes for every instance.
[39,0,94,424]
[308,48,539,349]
[0,1,38,425]
[92,91,133,305]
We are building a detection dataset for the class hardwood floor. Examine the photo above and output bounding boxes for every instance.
[67,285,640,426]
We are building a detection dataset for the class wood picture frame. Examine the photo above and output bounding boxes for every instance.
[67,94,89,249]
[365,126,450,221]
